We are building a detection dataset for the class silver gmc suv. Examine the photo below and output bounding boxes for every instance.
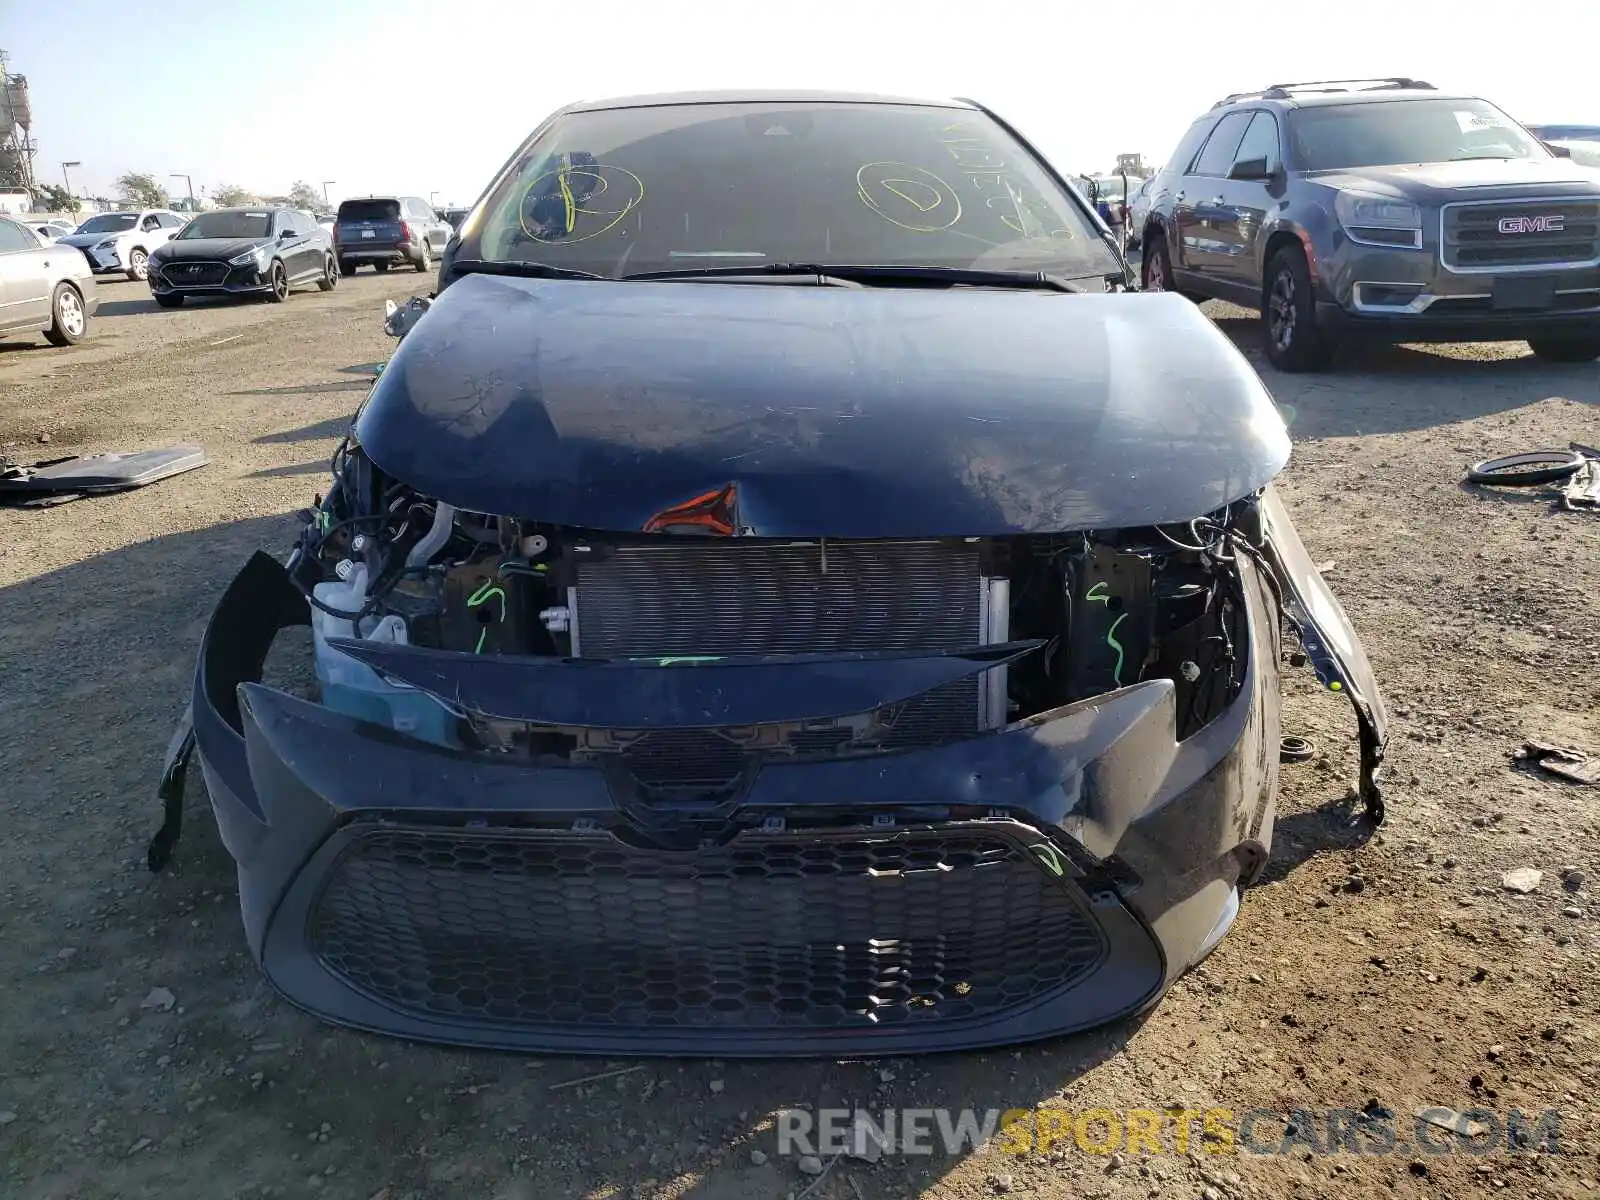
[1138,78,1600,370]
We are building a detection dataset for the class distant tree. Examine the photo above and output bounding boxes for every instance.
[35,183,80,213]
[286,180,322,211]
[212,183,258,207]
[115,172,170,209]
[0,145,23,189]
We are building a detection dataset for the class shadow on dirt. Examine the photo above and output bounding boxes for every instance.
[248,461,328,479]
[230,379,371,398]
[252,415,351,445]
[1255,789,1378,884]
[0,335,51,353]
[92,297,190,318]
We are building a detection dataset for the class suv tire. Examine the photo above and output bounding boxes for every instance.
[1527,335,1600,363]
[339,258,358,276]
[1139,234,1208,303]
[1141,236,1174,293]
[1263,247,1337,372]
[415,244,432,273]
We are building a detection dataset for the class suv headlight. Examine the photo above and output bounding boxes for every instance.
[229,246,268,267]
[1335,192,1423,249]
[94,238,116,250]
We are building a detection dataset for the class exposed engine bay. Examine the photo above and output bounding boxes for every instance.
[290,436,1265,783]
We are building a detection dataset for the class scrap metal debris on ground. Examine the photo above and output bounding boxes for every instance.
[1465,441,1600,512]
[0,445,208,508]
[1513,740,1600,785]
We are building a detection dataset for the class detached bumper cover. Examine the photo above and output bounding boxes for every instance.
[183,552,1286,1055]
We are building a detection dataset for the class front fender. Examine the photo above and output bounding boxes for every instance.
[1257,485,1388,820]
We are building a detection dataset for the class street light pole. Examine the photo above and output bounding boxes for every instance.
[321,180,335,205]
[171,173,195,210]
[429,190,438,208]
[61,161,81,199]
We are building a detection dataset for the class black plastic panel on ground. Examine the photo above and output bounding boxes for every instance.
[306,821,1108,1032]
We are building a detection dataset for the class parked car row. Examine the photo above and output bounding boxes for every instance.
[1,191,459,346]
[1133,77,1600,370]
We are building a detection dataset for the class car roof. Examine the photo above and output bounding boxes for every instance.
[1214,85,1476,113]
[565,89,975,113]
[205,205,282,213]
[1272,89,1473,109]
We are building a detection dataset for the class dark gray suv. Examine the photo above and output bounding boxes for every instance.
[1139,79,1600,370]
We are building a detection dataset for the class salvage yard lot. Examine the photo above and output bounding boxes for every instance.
[1,277,1597,1200]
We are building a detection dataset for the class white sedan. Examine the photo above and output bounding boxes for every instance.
[54,209,188,280]
[26,219,77,244]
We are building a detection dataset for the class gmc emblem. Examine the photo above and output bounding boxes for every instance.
[1498,214,1564,234]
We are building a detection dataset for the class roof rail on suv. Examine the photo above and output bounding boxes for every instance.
[1211,78,1435,109]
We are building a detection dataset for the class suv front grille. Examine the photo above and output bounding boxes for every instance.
[307,822,1108,1032]
[1442,198,1600,270]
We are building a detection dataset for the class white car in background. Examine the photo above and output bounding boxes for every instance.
[55,209,187,281]
[27,220,77,244]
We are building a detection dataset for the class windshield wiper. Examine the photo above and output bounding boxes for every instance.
[449,258,603,281]
[623,263,1088,293]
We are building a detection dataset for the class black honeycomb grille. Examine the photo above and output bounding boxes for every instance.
[308,823,1106,1031]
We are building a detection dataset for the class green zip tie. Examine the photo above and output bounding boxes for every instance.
[466,581,507,655]
[1105,612,1129,686]
[1030,842,1066,877]
[1084,582,1128,684]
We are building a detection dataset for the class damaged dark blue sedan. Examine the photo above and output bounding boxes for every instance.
[156,91,1388,1056]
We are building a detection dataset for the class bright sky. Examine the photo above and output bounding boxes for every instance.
[6,0,1593,207]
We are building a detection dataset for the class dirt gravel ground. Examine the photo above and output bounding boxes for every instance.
[1,276,1597,1200]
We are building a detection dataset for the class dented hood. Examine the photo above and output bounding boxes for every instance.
[354,274,1290,536]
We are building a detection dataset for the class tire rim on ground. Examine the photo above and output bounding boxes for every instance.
[131,250,148,279]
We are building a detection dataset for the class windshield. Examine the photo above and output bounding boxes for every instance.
[177,211,272,240]
[469,101,1117,280]
[339,199,401,222]
[75,214,137,234]
[1288,99,1549,170]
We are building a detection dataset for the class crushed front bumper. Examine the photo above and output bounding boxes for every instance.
[84,246,124,274]
[174,551,1286,1056]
